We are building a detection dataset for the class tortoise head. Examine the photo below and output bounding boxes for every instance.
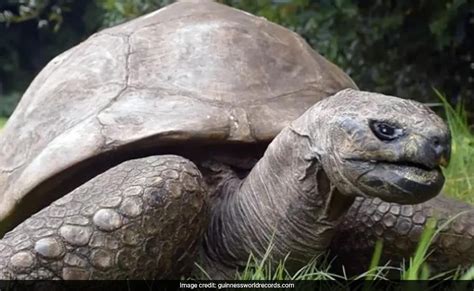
[303,89,451,204]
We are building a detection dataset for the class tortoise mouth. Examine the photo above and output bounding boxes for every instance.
[347,158,437,171]
[346,159,444,204]
[374,160,434,171]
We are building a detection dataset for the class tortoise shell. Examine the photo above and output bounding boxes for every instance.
[0,0,356,234]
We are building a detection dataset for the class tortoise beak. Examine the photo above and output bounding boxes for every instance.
[432,136,451,168]
[438,155,450,168]
[419,135,451,169]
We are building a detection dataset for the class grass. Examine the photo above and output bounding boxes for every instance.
[436,90,474,204]
[199,214,474,281]
[0,117,6,129]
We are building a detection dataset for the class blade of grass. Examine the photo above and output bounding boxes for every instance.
[366,240,383,280]
[460,266,474,280]
[362,239,385,291]
[402,218,436,280]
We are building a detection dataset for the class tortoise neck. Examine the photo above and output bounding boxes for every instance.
[202,126,354,274]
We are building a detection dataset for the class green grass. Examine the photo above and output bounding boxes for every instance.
[198,215,474,281]
[436,90,474,204]
[0,117,6,129]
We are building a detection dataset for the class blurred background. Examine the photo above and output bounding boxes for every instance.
[0,0,473,122]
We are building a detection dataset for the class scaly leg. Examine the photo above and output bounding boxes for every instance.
[331,195,474,274]
[0,155,208,279]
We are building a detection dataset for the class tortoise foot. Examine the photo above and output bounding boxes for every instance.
[0,155,208,279]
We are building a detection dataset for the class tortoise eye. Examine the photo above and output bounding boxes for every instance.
[369,120,404,141]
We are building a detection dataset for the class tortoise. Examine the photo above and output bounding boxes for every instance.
[0,0,472,280]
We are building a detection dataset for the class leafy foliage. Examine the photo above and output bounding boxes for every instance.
[0,0,473,119]
[0,0,101,116]
[96,0,173,26]
[222,0,473,105]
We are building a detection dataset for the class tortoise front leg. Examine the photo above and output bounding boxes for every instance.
[331,195,474,274]
[0,155,208,279]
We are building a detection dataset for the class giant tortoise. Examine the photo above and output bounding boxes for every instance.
[0,0,472,279]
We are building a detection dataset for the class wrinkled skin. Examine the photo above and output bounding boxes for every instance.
[295,90,449,205]
[200,89,454,277]
[1,89,467,280]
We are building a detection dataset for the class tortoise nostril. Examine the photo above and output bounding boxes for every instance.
[428,136,451,167]
[431,137,445,155]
